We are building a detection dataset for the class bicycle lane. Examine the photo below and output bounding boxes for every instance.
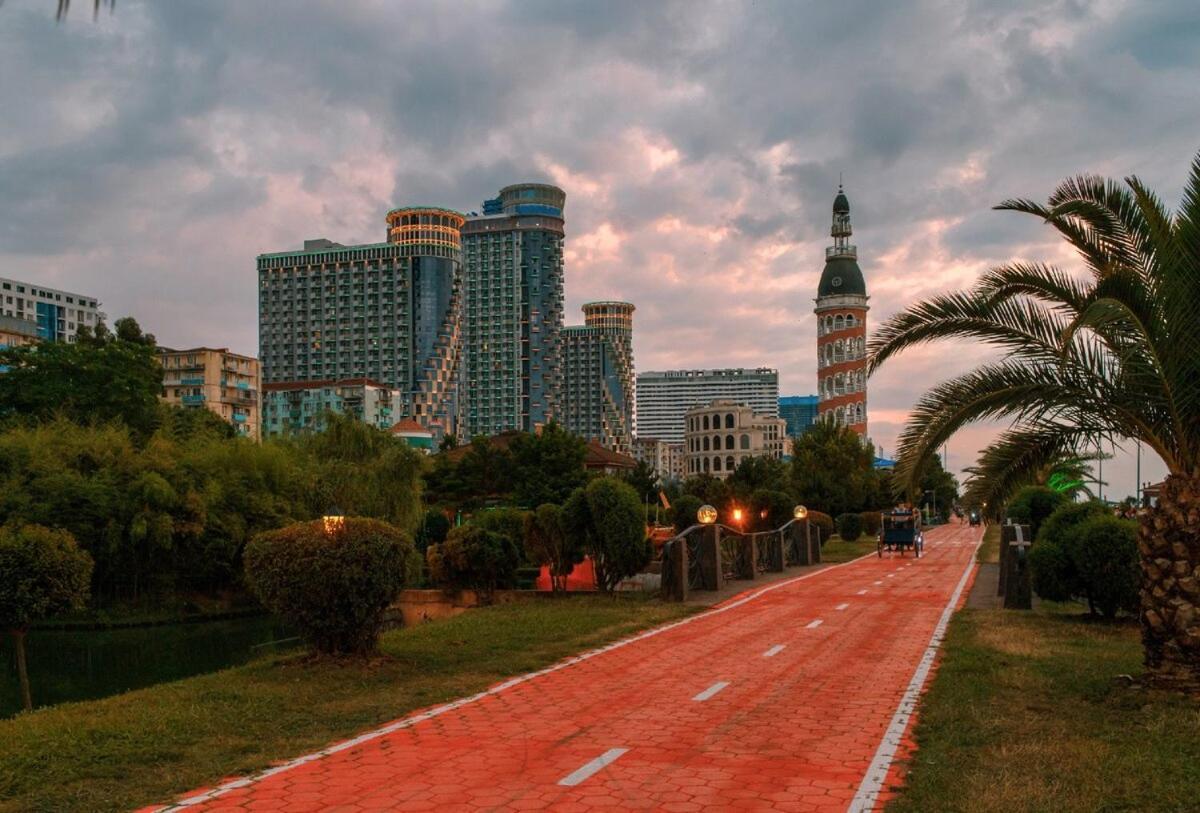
[154,522,981,812]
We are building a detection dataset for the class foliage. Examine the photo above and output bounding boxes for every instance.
[523,503,585,593]
[0,523,93,629]
[507,423,587,507]
[790,420,883,515]
[866,151,1200,685]
[562,477,651,592]
[750,489,793,531]
[471,507,530,555]
[680,474,731,508]
[963,444,1098,511]
[860,510,882,536]
[425,524,520,602]
[244,518,413,655]
[670,494,704,533]
[0,316,163,438]
[1006,486,1068,540]
[1028,538,1077,602]
[622,459,660,505]
[916,454,958,518]
[727,456,789,500]
[414,509,451,553]
[1030,501,1136,616]
[836,512,864,542]
[807,510,834,543]
[1036,500,1110,547]
[1066,516,1139,619]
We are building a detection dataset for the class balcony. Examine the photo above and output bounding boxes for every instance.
[181,394,206,406]
[825,245,857,259]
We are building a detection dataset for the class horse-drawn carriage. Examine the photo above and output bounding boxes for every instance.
[878,508,923,557]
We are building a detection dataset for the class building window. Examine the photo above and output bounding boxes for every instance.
[703,436,710,451]
[740,434,750,449]
[725,434,734,450]
[703,415,709,430]
[713,457,722,472]
[726,456,735,472]
[834,315,844,331]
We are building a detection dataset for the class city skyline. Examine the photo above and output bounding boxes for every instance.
[2,1,1194,494]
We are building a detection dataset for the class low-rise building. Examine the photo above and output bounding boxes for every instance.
[261,378,402,437]
[159,347,261,440]
[683,399,788,480]
[633,436,686,484]
[0,314,37,349]
[0,277,103,343]
[391,418,435,454]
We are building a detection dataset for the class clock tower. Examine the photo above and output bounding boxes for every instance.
[814,186,869,435]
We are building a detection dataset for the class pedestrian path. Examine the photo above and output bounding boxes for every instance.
[155,523,981,812]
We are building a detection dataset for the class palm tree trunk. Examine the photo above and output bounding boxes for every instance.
[11,629,32,712]
[1139,472,1200,692]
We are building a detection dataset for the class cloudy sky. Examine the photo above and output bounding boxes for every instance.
[3,0,1197,494]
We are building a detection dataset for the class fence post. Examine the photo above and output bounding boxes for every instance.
[768,533,785,572]
[1003,524,1033,610]
[660,538,688,602]
[700,524,722,590]
[791,521,810,565]
[809,520,821,564]
[998,522,1012,597]
[741,535,757,580]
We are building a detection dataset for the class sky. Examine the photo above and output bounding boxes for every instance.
[2,0,1197,496]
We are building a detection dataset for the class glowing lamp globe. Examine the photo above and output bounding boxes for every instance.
[697,504,718,525]
[793,505,809,521]
[322,506,346,536]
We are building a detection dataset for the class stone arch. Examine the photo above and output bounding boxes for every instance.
[725,413,735,428]
[726,434,735,450]
[703,436,710,451]
[834,314,844,331]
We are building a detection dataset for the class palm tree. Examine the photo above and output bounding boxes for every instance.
[869,150,1200,692]
[962,441,1101,513]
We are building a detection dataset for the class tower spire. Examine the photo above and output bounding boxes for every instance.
[830,185,854,258]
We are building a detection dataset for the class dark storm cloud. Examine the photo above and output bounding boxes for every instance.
[1,0,1196,493]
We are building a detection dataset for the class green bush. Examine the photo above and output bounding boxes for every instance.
[1035,500,1109,546]
[523,503,584,593]
[671,494,704,533]
[751,489,794,532]
[563,477,652,592]
[426,524,521,602]
[414,509,451,553]
[860,511,883,537]
[1066,516,1139,619]
[1028,539,1076,602]
[1006,486,1068,540]
[244,518,414,655]
[472,507,530,555]
[807,510,834,544]
[836,512,864,542]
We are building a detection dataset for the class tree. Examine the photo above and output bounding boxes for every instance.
[962,443,1099,513]
[917,455,958,520]
[0,318,164,437]
[750,489,794,532]
[790,419,881,516]
[726,456,790,501]
[562,478,652,592]
[508,423,587,507]
[869,150,1200,690]
[426,525,520,603]
[414,509,451,553]
[671,494,704,533]
[623,460,660,505]
[523,504,584,593]
[0,524,93,711]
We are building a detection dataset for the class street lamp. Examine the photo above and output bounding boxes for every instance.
[323,506,345,536]
[731,507,744,528]
[697,504,718,525]
[793,505,808,521]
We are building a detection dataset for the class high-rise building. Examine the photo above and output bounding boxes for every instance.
[0,276,103,343]
[633,436,686,484]
[635,368,779,444]
[159,347,261,440]
[460,183,566,437]
[779,394,820,437]
[815,186,869,434]
[561,301,635,454]
[261,378,401,437]
[683,400,788,480]
[257,206,465,436]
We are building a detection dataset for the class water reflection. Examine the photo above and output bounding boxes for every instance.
[0,615,296,717]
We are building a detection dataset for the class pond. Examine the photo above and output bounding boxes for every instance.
[0,614,297,718]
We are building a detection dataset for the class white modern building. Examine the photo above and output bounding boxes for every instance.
[632,436,686,484]
[635,367,779,444]
[0,277,103,343]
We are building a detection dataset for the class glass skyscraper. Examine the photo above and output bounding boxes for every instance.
[460,184,566,437]
[778,394,820,437]
[561,301,635,454]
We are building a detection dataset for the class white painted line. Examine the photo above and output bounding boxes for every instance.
[835,603,850,611]
[887,574,895,578]
[895,567,904,572]
[692,681,730,701]
[848,529,983,812]
[155,549,882,811]
[805,619,824,629]
[873,580,883,585]
[558,748,629,787]
[763,644,786,658]
[856,589,868,595]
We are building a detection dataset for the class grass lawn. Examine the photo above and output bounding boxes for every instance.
[889,604,1200,812]
[977,521,1000,563]
[822,534,878,563]
[0,595,698,813]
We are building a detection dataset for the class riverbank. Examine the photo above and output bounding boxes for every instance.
[888,602,1200,812]
[0,594,697,813]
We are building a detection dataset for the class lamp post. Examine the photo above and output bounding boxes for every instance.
[322,506,345,536]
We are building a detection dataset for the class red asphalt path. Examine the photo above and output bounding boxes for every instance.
[155,523,981,813]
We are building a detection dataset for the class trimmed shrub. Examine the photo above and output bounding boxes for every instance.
[671,494,704,533]
[860,511,883,537]
[244,518,413,655]
[807,510,834,544]
[563,478,652,592]
[414,509,451,553]
[836,512,864,542]
[426,524,520,602]
[472,507,530,554]
[523,503,584,593]
[1066,515,1138,619]
[1006,486,1068,540]
[1035,500,1109,546]
[1028,539,1075,602]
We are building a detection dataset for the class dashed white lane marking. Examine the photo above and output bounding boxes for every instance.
[895,567,905,572]
[763,644,786,658]
[558,748,629,787]
[873,580,883,586]
[693,681,730,701]
[887,574,895,579]
[835,603,850,611]
[856,589,868,595]
[805,619,824,629]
